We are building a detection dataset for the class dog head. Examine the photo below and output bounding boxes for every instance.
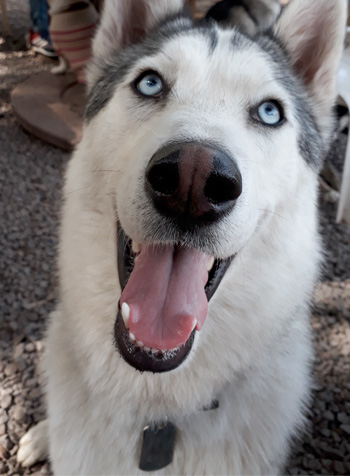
[82,0,346,373]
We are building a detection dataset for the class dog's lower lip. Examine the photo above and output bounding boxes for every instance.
[115,223,234,372]
[114,307,196,373]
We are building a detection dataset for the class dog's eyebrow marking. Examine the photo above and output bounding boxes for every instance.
[85,16,194,122]
[233,31,324,171]
[85,17,220,122]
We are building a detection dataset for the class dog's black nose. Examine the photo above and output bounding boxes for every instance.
[146,142,242,228]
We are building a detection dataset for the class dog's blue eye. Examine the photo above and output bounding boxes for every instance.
[257,101,282,125]
[136,73,163,97]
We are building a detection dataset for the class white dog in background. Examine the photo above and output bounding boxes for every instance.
[18,0,346,474]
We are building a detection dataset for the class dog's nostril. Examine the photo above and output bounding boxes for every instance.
[147,162,178,195]
[146,142,242,227]
[205,174,242,204]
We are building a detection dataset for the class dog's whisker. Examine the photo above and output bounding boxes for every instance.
[64,186,91,197]
[106,220,118,255]
[144,126,164,139]
[91,169,120,173]
[258,208,289,221]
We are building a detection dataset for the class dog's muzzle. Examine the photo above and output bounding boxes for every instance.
[114,142,240,373]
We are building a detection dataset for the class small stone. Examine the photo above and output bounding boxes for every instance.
[0,413,8,426]
[341,424,350,436]
[15,358,26,373]
[321,459,332,469]
[323,410,334,421]
[0,395,11,411]
[14,395,24,406]
[25,342,35,352]
[307,459,322,471]
[334,461,345,473]
[4,363,17,377]
[319,445,344,460]
[0,436,12,452]
[11,405,25,422]
[324,190,339,204]
[35,341,43,352]
[337,412,349,424]
[13,343,24,360]
[29,388,42,400]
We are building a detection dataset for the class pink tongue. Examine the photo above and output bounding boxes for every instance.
[120,245,209,350]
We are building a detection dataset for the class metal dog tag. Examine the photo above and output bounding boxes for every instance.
[139,421,177,472]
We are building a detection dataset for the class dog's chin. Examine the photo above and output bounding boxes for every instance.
[114,223,234,373]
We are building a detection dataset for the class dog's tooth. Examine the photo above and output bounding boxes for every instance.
[151,348,158,354]
[121,302,130,328]
[132,241,141,254]
[144,346,151,352]
[129,332,136,342]
[137,341,144,348]
[207,256,215,271]
[192,319,198,331]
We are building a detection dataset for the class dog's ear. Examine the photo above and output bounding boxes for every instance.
[88,0,184,88]
[274,0,347,142]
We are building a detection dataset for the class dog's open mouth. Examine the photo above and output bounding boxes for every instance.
[114,224,233,373]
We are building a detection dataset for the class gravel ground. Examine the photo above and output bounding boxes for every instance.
[1,1,350,474]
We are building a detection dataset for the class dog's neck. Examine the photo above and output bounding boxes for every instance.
[139,399,219,471]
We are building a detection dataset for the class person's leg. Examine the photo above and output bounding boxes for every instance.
[29,0,51,39]
[28,0,57,56]
[37,0,50,40]
[29,0,40,33]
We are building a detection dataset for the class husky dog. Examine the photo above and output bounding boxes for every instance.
[18,0,346,474]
